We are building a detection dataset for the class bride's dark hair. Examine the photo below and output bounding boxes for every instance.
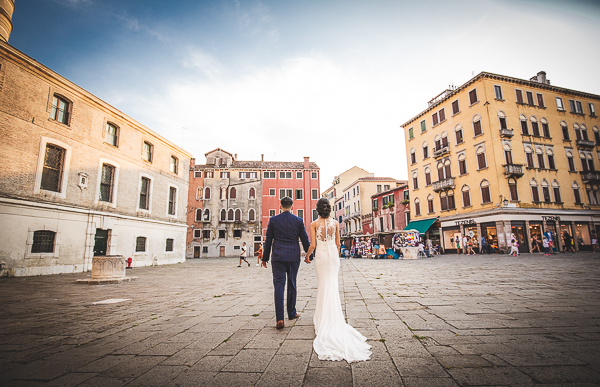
[316,198,331,218]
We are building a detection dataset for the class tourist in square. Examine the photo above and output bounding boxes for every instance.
[238,242,250,267]
[256,245,263,266]
[591,229,599,253]
[531,235,541,253]
[542,235,550,256]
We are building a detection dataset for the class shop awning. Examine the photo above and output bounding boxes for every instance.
[404,218,437,234]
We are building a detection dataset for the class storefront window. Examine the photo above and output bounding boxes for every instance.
[482,224,498,251]
[575,223,590,246]
[443,228,461,251]
[511,223,528,253]
[529,223,542,249]
[465,226,478,248]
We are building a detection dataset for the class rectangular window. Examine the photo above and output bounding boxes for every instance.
[569,99,576,113]
[105,123,118,146]
[574,188,581,204]
[420,120,426,133]
[422,145,428,159]
[41,144,65,192]
[526,152,535,168]
[166,238,174,252]
[202,230,210,240]
[205,171,214,178]
[477,152,487,169]
[589,103,596,117]
[193,229,201,238]
[537,153,545,169]
[297,209,304,219]
[481,186,491,203]
[438,108,445,122]
[536,93,545,108]
[219,230,226,238]
[459,159,467,175]
[415,201,421,216]
[168,187,177,215]
[312,210,318,221]
[239,171,257,179]
[296,171,303,179]
[469,89,478,105]
[139,177,150,210]
[432,112,439,126]
[576,101,583,114]
[99,164,115,203]
[473,120,482,136]
[143,142,153,162]
[194,171,202,178]
[279,171,292,179]
[220,171,230,178]
[494,85,503,100]
[556,97,565,111]
[373,198,378,209]
[263,171,276,179]
[170,156,178,174]
[279,189,292,199]
[455,128,463,144]
[31,230,55,253]
[462,190,471,207]
[543,187,551,203]
[384,185,390,191]
[408,127,414,139]
[532,186,540,202]
[377,185,382,193]
[521,120,529,135]
[554,187,562,203]
[526,91,535,106]
[269,188,276,196]
[312,189,319,200]
[452,100,459,115]
[50,96,69,125]
[135,236,146,252]
[531,121,540,137]
[269,209,276,217]
[515,89,524,104]
[499,116,507,130]
[311,172,318,179]
[548,154,556,169]
[542,122,550,138]
[295,189,303,200]
[233,230,242,238]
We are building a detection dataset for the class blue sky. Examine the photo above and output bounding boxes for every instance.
[10,0,600,187]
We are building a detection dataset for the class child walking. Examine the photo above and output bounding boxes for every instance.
[542,236,550,256]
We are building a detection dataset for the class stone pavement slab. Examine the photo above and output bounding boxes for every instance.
[0,253,599,386]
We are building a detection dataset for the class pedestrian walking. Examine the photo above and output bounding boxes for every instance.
[510,233,519,256]
[562,231,575,253]
[591,229,600,253]
[455,236,461,254]
[238,242,250,267]
[542,236,550,256]
[463,235,468,255]
[544,230,554,254]
[256,245,263,266]
[480,236,488,254]
[531,235,541,253]
[467,237,476,255]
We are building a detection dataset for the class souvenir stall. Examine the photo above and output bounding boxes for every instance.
[392,230,423,259]
[353,236,376,258]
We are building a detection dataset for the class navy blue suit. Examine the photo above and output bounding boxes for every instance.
[262,211,310,321]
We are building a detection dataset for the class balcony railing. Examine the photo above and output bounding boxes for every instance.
[499,128,514,138]
[432,177,455,192]
[504,163,524,177]
[576,139,596,149]
[341,211,361,222]
[581,171,600,182]
[433,146,450,159]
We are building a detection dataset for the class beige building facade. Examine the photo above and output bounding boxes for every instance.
[322,166,371,219]
[402,71,600,253]
[0,37,191,276]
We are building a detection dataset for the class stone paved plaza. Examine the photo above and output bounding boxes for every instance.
[1,253,599,386]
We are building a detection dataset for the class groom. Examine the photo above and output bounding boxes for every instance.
[261,196,310,329]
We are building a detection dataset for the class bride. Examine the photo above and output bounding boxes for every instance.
[304,198,371,362]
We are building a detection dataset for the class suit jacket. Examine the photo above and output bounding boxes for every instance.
[262,211,310,262]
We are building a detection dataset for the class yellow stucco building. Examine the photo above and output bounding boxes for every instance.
[402,71,600,253]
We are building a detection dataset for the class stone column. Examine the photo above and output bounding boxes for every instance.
[459,224,465,254]
[476,223,482,253]
[439,226,445,251]
[556,223,564,252]
[496,221,506,250]
[525,220,532,252]
[571,221,579,252]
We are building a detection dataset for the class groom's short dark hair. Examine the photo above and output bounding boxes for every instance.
[281,196,293,209]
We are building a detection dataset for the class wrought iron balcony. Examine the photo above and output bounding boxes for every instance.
[433,146,450,159]
[580,171,600,182]
[432,177,455,192]
[504,163,524,177]
[576,139,596,149]
[499,128,514,138]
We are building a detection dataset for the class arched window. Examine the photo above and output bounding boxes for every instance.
[498,111,507,130]
[480,180,491,203]
[462,185,471,207]
[203,209,211,221]
[412,171,419,190]
[503,143,513,164]
[205,187,211,199]
[410,148,416,164]
[476,147,487,169]
[434,135,442,151]
[508,178,518,201]
[552,180,561,203]
[580,151,589,172]
[444,159,452,178]
[561,120,570,140]
[437,162,444,180]
[441,131,449,147]
[220,209,226,221]
[530,116,540,136]
[520,114,529,135]
[541,117,550,138]
[566,150,576,172]
[581,124,589,141]
[105,122,119,146]
[414,198,421,216]
[593,126,600,145]
[195,208,202,222]
[455,124,464,144]
[230,187,237,199]
[440,190,455,211]
[249,187,256,199]
[248,208,256,222]
[536,147,545,169]
[525,146,534,168]
[427,194,434,213]
[547,148,556,169]
[422,141,429,159]
[458,153,467,175]
[541,180,551,203]
[196,186,203,200]
[424,166,431,185]
[572,182,582,204]
[220,186,228,199]
[472,114,482,136]
[227,209,234,221]
[234,209,242,221]
[574,123,582,141]
[530,179,540,202]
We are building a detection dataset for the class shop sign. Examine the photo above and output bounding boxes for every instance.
[542,216,560,222]
[455,219,476,225]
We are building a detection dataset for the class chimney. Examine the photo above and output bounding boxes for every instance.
[261,154,264,161]
[234,153,237,160]
[304,157,309,169]
[190,157,195,167]
[530,71,549,85]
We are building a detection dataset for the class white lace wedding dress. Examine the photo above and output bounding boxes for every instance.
[312,218,371,362]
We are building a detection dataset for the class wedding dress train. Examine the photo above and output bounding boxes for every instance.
[312,218,371,362]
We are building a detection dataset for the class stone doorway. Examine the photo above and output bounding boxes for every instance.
[194,246,200,258]
[94,229,109,256]
[219,246,225,257]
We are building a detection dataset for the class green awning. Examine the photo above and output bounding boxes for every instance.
[404,218,437,234]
